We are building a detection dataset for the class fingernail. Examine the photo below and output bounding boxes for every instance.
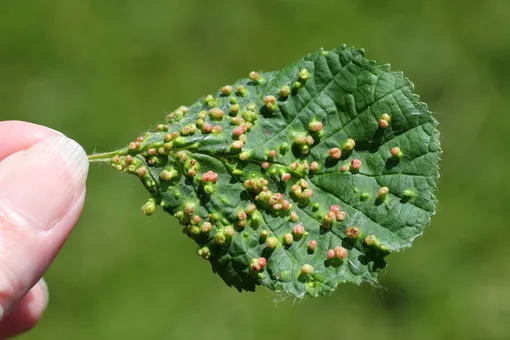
[0,136,88,230]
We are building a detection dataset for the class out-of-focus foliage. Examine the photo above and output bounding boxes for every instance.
[1,0,508,339]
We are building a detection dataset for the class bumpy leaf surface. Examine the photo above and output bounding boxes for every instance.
[90,45,441,298]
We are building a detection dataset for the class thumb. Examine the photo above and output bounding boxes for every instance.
[0,136,88,317]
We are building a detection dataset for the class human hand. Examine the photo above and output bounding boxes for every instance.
[0,121,88,338]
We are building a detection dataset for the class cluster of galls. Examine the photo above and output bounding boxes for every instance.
[201,170,219,194]
[290,179,314,203]
[243,177,269,193]
[339,158,362,173]
[111,154,156,191]
[379,113,391,129]
[364,234,391,253]
[293,132,315,156]
[322,204,346,229]
[257,191,293,213]
[328,138,355,162]
[166,105,189,123]
[250,257,267,273]
[327,246,348,261]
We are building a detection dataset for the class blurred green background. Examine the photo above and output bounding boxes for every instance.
[1,0,509,339]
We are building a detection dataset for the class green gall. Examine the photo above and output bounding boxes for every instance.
[184,202,195,215]
[403,189,416,198]
[190,226,201,235]
[364,235,378,246]
[224,226,235,238]
[236,85,247,97]
[142,200,156,216]
[232,140,244,149]
[378,186,389,199]
[156,124,168,132]
[137,167,147,178]
[299,68,309,80]
[128,142,138,151]
[290,211,299,222]
[294,133,307,145]
[245,204,257,215]
[266,237,278,249]
[308,121,323,132]
[343,138,356,151]
[221,85,232,95]
[229,96,238,104]
[382,113,391,122]
[178,106,189,114]
[198,110,207,119]
[197,247,210,260]
[301,189,314,199]
[301,145,310,155]
[241,110,257,122]
[239,151,251,161]
[279,142,289,153]
[263,95,277,110]
[201,222,212,233]
[215,232,226,245]
[301,264,313,275]
[210,108,225,120]
[160,169,178,181]
[360,192,371,200]
[249,71,260,81]
[230,103,240,115]
[284,233,294,246]
[279,85,291,97]
[391,146,403,158]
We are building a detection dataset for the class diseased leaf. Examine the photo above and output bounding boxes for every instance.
[89,45,441,298]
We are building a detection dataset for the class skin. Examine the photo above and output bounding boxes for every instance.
[0,121,88,338]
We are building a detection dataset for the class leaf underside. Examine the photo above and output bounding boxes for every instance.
[92,45,441,298]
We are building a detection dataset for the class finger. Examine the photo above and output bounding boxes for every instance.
[0,121,62,161]
[0,136,88,317]
[0,279,49,338]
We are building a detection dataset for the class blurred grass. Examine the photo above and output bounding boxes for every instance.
[1,0,509,339]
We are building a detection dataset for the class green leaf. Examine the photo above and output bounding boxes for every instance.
[89,45,441,298]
